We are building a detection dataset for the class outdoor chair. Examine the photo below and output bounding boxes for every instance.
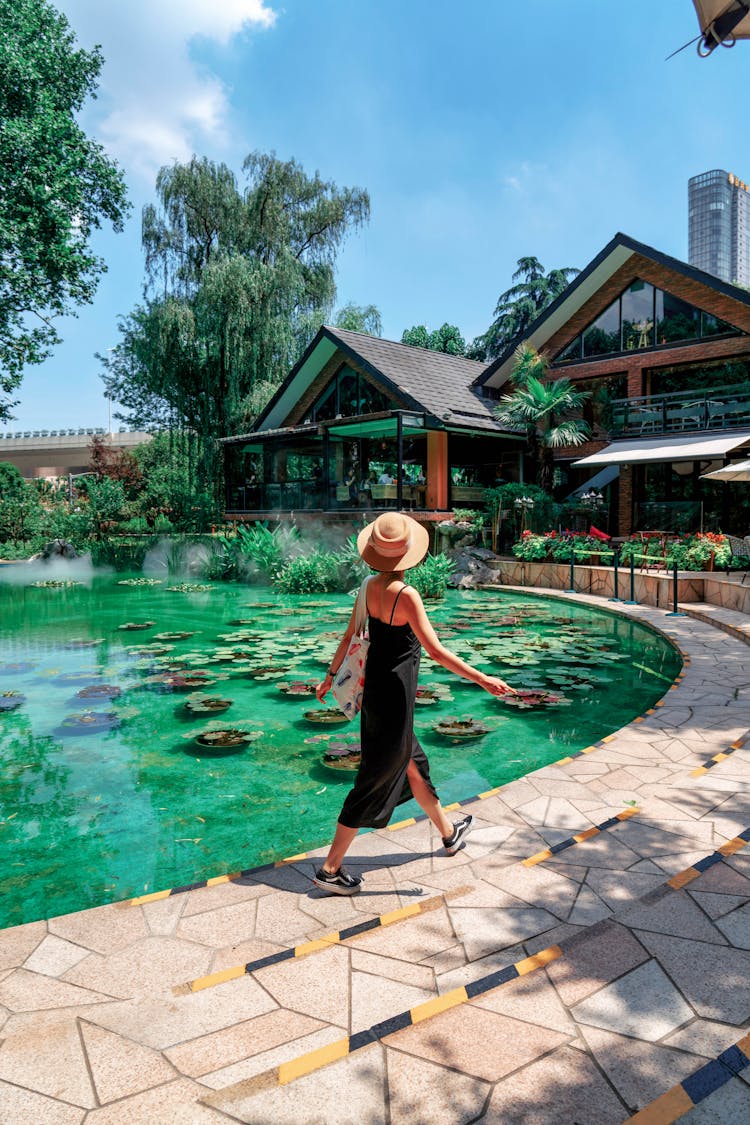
[725,535,750,584]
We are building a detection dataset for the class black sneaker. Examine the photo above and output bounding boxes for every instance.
[442,814,474,855]
[313,865,363,895]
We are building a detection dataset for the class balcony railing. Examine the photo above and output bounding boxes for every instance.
[610,383,750,437]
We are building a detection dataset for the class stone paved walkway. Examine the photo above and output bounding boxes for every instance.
[1,589,750,1124]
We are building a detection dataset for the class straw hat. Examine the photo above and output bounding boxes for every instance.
[357,512,429,572]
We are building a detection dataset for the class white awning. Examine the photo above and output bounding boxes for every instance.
[573,432,750,468]
[567,464,620,499]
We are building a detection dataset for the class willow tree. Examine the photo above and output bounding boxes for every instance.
[494,344,591,492]
[102,153,370,493]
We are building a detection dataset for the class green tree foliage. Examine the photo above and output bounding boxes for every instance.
[101,154,370,495]
[88,435,143,499]
[493,344,591,492]
[470,257,578,361]
[80,476,125,539]
[130,432,218,531]
[333,303,382,336]
[0,462,42,542]
[0,0,129,419]
[401,323,466,355]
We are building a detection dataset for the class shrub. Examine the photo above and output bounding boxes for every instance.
[406,552,455,599]
[119,516,150,535]
[274,551,343,594]
[235,522,299,582]
[89,537,152,570]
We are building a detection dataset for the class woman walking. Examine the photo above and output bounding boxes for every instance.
[314,512,515,895]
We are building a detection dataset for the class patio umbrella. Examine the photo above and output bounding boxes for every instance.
[669,1,750,57]
[701,458,750,481]
[692,1,750,55]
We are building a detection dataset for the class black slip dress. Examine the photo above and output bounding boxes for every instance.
[338,583,439,830]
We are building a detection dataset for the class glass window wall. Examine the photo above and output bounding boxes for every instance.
[307,364,390,423]
[555,279,742,365]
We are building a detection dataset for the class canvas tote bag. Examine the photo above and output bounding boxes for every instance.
[331,577,372,719]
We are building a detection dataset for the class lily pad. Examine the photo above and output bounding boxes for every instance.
[0,691,25,712]
[303,708,349,724]
[75,684,121,700]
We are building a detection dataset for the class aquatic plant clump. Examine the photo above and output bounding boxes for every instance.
[29,579,82,588]
[117,578,163,587]
[0,691,25,712]
[166,583,214,593]
[184,695,233,715]
[304,708,349,724]
[434,716,492,740]
[117,622,156,632]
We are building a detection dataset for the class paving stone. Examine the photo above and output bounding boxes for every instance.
[585,868,667,909]
[201,1042,387,1124]
[687,891,750,920]
[479,1044,627,1124]
[580,1025,710,1110]
[253,944,350,1025]
[0,1079,84,1125]
[180,880,270,918]
[253,892,324,943]
[351,970,435,1033]
[23,934,90,977]
[386,1047,489,1124]
[567,885,612,926]
[664,1018,749,1056]
[636,931,750,1024]
[62,936,213,999]
[139,894,186,936]
[84,1076,226,1124]
[0,969,115,1012]
[164,1008,326,1078]
[175,899,258,948]
[572,959,693,1041]
[349,903,455,962]
[196,1026,347,1090]
[0,1018,95,1107]
[209,937,288,973]
[680,1077,750,1123]
[470,968,575,1034]
[350,948,435,989]
[48,903,148,954]
[546,921,649,1006]
[437,943,527,994]
[620,890,730,944]
[478,860,582,919]
[86,975,277,1050]
[388,1003,568,1082]
[714,902,750,949]
[79,1020,176,1103]
[449,905,559,961]
[0,919,46,971]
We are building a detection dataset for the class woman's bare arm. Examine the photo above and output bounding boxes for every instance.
[401,587,516,696]
[315,603,356,703]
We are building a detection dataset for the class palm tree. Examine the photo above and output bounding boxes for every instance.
[494,344,591,492]
[470,257,579,361]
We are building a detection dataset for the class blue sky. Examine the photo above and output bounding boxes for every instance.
[9,0,750,430]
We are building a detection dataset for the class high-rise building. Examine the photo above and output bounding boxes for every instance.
[688,169,750,287]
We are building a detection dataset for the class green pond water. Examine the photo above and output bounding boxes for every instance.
[0,572,681,927]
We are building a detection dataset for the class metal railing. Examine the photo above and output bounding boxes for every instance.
[610,382,750,436]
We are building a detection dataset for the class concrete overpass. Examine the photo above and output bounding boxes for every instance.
[0,430,152,479]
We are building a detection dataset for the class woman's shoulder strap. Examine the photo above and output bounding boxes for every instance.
[388,582,410,625]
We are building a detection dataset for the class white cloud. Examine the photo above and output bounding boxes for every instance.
[59,0,276,181]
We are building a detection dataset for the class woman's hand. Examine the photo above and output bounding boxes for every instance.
[316,674,332,703]
[482,675,517,697]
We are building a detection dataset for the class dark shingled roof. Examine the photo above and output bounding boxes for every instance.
[323,327,504,432]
